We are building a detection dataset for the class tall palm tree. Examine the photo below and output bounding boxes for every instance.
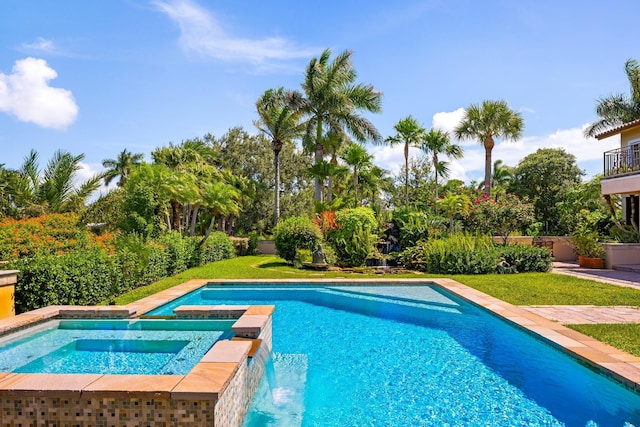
[340,142,373,207]
[254,87,304,226]
[102,149,144,187]
[384,116,426,204]
[419,128,464,205]
[585,58,640,137]
[454,100,524,197]
[478,159,513,190]
[288,48,383,202]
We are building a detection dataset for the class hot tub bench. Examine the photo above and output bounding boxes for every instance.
[0,299,274,427]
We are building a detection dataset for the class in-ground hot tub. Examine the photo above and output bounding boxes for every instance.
[0,303,273,427]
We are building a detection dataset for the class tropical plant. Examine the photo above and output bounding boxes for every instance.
[384,116,426,204]
[419,128,464,206]
[437,193,471,232]
[454,100,524,197]
[477,159,513,191]
[273,216,322,263]
[585,58,640,138]
[327,207,377,267]
[199,181,241,246]
[101,149,144,187]
[5,149,102,218]
[288,48,383,202]
[254,87,304,226]
[340,142,373,207]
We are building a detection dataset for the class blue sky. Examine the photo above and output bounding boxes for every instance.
[0,0,637,194]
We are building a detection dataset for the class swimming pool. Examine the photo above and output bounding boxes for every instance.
[0,319,234,375]
[149,284,640,427]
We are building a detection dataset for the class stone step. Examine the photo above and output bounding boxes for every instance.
[612,264,640,273]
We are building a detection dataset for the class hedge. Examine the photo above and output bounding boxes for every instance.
[4,231,236,313]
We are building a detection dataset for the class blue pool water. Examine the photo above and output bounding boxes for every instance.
[0,319,234,375]
[149,284,640,427]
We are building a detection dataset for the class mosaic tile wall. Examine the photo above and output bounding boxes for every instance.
[1,396,215,427]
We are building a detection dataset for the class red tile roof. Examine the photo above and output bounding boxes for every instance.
[595,118,640,139]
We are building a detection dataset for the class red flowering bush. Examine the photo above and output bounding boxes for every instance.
[0,213,96,260]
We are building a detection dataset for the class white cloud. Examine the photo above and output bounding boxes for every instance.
[432,108,465,135]
[0,57,78,129]
[19,37,60,55]
[152,0,318,68]
[374,108,618,185]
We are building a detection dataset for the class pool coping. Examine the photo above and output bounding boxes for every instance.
[130,277,640,392]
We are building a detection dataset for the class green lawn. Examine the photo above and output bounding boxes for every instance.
[113,254,640,356]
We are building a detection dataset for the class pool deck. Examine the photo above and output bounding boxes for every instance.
[520,261,640,324]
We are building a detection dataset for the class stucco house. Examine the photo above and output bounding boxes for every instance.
[598,118,640,226]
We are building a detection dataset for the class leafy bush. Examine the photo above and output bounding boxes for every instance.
[400,233,499,274]
[192,232,236,265]
[328,207,377,267]
[247,231,260,255]
[9,247,113,313]
[158,231,191,275]
[497,244,552,273]
[392,209,447,248]
[273,216,322,263]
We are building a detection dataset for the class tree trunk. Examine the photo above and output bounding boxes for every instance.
[314,120,324,202]
[227,216,236,235]
[314,144,324,202]
[327,153,337,203]
[189,205,200,236]
[404,142,409,204]
[170,200,181,233]
[199,213,216,247]
[483,136,495,197]
[218,216,225,232]
[434,153,439,215]
[353,167,358,207]
[274,149,281,226]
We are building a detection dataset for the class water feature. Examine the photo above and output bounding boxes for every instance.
[149,284,640,426]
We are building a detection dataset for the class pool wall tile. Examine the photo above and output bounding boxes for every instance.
[174,305,249,319]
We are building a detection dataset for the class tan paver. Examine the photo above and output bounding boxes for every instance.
[522,305,640,324]
[83,374,183,398]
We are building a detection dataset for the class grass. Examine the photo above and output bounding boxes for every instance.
[569,324,640,356]
[112,254,640,356]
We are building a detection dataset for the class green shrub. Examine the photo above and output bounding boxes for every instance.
[247,231,260,255]
[191,232,236,266]
[497,244,552,273]
[328,207,378,267]
[400,233,499,274]
[273,216,322,263]
[9,247,112,313]
[158,231,191,275]
[393,210,447,248]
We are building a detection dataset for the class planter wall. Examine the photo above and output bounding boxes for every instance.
[603,243,640,269]
[257,240,276,255]
[490,236,577,262]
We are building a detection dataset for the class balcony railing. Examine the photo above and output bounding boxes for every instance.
[604,146,640,177]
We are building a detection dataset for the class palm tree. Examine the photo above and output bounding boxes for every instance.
[437,193,471,233]
[477,159,513,191]
[585,58,640,138]
[288,48,383,202]
[384,116,426,204]
[102,149,144,187]
[199,181,241,246]
[454,100,524,197]
[7,149,102,217]
[340,142,373,207]
[419,128,464,205]
[254,87,304,226]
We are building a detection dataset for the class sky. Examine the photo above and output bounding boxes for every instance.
[0,0,638,195]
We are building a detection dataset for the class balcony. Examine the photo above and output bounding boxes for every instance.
[603,146,640,178]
